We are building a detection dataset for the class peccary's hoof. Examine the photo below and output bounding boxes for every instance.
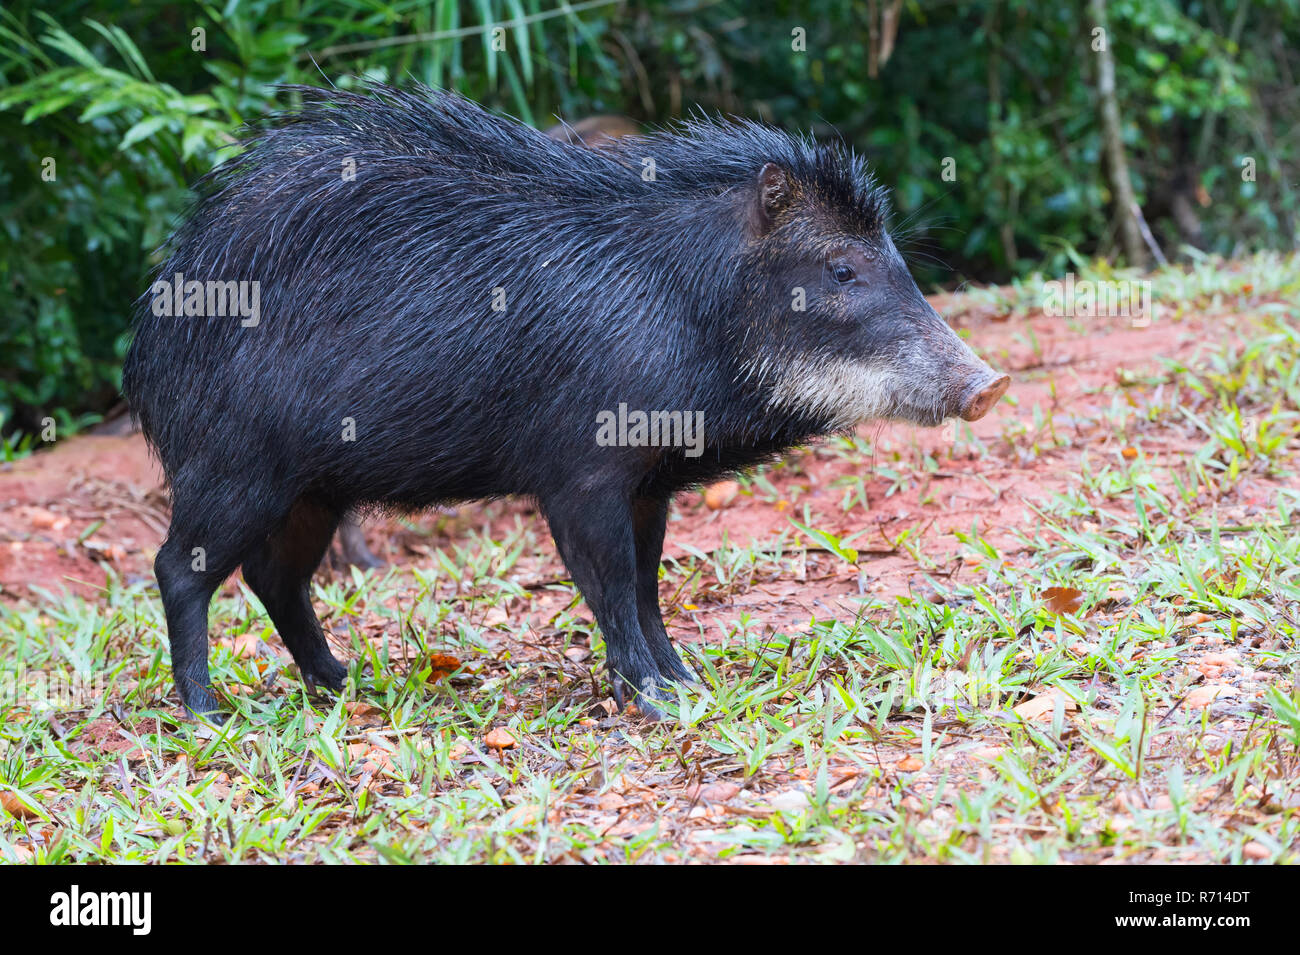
[301,654,348,695]
[179,685,227,724]
[611,671,674,721]
[631,698,667,722]
[184,703,229,728]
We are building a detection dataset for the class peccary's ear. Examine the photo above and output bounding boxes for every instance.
[751,162,792,236]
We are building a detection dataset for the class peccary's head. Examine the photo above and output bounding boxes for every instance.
[734,155,1009,431]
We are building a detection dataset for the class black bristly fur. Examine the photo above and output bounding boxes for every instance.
[122,83,899,720]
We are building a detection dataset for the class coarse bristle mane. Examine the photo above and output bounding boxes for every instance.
[198,82,890,238]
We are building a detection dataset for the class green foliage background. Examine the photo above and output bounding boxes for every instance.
[1,0,1296,437]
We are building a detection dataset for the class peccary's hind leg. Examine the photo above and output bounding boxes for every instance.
[543,490,669,718]
[155,536,230,718]
[632,495,695,683]
[326,513,384,572]
[156,502,265,720]
[242,496,348,693]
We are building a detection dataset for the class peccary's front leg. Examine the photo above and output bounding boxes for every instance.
[632,495,695,683]
[542,490,669,718]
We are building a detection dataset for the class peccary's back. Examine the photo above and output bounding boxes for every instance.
[123,84,850,501]
[124,91,722,500]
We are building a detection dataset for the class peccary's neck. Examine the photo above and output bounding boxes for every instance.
[649,192,828,456]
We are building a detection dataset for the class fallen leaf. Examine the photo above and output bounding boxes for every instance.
[231,633,260,659]
[1186,684,1237,710]
[765,789,812,812]
[1041,586,1084,616]
[359,748,395,773]
[1014,690,1079,721]
[347,741,370,761]
[502,804,539,826]
[0,791,40,820]
[685,781,740,803]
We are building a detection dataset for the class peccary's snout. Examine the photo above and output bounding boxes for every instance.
[911,308,1011,426]
[960,373,1011,421]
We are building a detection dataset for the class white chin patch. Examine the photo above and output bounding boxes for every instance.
[760,355,918,430]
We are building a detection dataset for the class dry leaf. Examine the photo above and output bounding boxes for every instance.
[347,741,370,761]
[598,792,628,810]
[423,652,462,682]
[0,791,40,820]
[359,748,395,773]
[685,781,740,803]
[1014,690,1078,721]
[1186,684,1237,710]
[765,789,812,811]
[1041,586,1084,616]
[1242,841,1269,860]
[502,804,539,826]
[231,633,260,659]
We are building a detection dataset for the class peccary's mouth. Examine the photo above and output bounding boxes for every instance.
[762,355,915,429]
[758,350,1009,431]
[901,405,949,429]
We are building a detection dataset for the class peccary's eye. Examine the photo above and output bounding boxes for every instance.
[831,263,856,284]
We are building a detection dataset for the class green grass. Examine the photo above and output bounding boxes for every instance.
[2,268,1299,863]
